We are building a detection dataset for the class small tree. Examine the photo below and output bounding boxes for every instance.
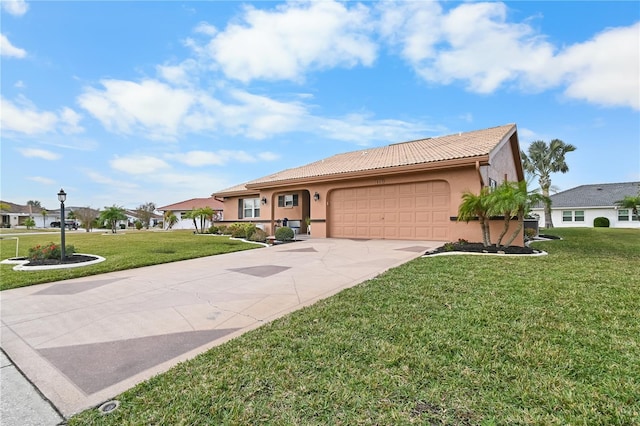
[457,187,493,247]
[24,217,36,229]
[99,205,127,233]
[41,209,48,228]
[163,210,178,230]
[183,209,199,233]
[75,207,100,232]
[136,202,156,229]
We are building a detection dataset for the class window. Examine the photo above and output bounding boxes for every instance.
[618,209,630,221]
[563,210,584,222]
[278,194,299,208]
[238,198,260,219]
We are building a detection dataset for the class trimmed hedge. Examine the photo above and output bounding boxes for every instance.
[275,226,294,241]
[594,217,610,227]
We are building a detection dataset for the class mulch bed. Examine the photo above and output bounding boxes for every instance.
[425,242,540,256]
[24,254,99,266]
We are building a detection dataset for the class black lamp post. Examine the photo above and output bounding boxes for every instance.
[58,188,66,261]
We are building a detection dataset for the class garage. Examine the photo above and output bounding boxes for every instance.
[328,180,451,240]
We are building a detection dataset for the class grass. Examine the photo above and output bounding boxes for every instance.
[68,228,640,425]
[0,230,260,291]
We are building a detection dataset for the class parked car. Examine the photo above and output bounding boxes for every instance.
[50,221,78,229]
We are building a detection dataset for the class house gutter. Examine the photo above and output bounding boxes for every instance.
[243,156,491,191]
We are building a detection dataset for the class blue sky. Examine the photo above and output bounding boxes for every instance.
[1,0,638,210]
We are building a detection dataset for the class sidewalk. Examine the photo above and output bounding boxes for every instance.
[1,350,63,426]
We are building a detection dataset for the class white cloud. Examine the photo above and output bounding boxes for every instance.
[59,107,84,134]
[27,176,55,185]
[110,155,171,175]
[1,96,85,137]
[313,113,444,145]
[1,96,57,134]
[21,148,61,160]
[555,23,640,110]
[378,2,638,109]
[15,80,25,88]
[84,169,139,189]
[2,0,28,16]
[1,34,26,58]
[169,149,280,167]
[206,0,377,82]
[77,79,195,140]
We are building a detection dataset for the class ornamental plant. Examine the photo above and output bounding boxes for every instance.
[28,242,76,261]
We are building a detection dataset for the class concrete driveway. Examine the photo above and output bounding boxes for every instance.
[0,237,441,420]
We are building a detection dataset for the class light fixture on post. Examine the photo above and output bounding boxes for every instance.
[313,192,320,202]
[57,188,67,262]
[261,197,268,205]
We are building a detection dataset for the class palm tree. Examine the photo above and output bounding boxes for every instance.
[501,181,547,248]
[490,181,520,248]
[615,193,640,220]
[457,187,493,247]
[183,209,199,233]
[163,210,178,230]
[521,139,576,228]
[41,208,48,228]
[99,205,127,233]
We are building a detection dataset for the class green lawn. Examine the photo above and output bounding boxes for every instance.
[69,228,640,425]
[0,230,260,291]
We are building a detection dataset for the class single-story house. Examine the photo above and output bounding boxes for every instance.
[212,123,525,244]
[530,182,640,228]
[0,201,44,228]
[157,197,224,230]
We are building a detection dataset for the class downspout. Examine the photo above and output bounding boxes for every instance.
[476,160,485,187]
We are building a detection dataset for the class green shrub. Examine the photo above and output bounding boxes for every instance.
[594,217,610,227]
[135,220,143,230]
[24,217,36,229]
[217,225,228,235]
[524,228,537,239]
[28,242,76,261]
[275,226,294,241]
[229,223,257,239]
[248,228,267,243]
[207,225,218,234]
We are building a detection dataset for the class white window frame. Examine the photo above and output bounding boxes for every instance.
[562,211,573,222]
[243,198,260,218]
[618,209,630,221]
[562,210,584,222]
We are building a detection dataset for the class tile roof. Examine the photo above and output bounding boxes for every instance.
[157,197,224,211]
[0,201,44,214]
[539,182,640,208]
[215,124,516,195]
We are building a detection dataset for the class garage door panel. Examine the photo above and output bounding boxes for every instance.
[329,181,450,240]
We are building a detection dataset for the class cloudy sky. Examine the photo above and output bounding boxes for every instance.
[1,0,638,209]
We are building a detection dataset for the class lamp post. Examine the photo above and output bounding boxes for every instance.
[58,189,66,261]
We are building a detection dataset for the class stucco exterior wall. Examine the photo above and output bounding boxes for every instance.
[221,164,523,245]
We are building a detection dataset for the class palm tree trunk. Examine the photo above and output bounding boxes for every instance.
[504,212,525,248]
[480,217,491,247]
[496,214,510,247]
[541,184,553,229]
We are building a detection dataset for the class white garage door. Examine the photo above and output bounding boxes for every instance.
[328,180,450,240]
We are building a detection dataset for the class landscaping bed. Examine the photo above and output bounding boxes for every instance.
[426,241,539,255]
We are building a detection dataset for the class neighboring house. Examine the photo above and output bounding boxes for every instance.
[530,182,640,228]
[213,124,525,243]
[157,197,224,230]
[123,209,163,228]
[0,201,43,227]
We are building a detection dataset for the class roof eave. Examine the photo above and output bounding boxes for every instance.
[245,156,491,190]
